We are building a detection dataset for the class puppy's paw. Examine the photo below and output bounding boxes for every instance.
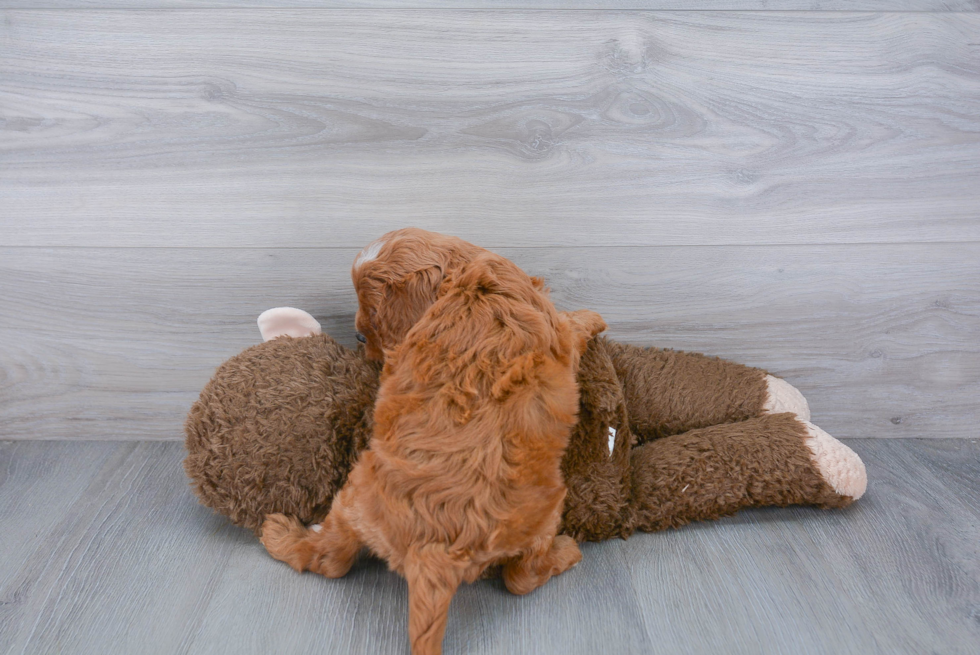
[562,310,607,357]
[549,535,583,575]
[260,513,313,572]
[307,544,358,579]
[564,309,607,339]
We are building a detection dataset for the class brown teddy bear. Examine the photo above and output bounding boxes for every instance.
[184,308,866,542]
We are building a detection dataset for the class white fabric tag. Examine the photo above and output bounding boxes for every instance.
[607,427,617,456]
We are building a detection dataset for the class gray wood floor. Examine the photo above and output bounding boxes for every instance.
[1,438,977,654]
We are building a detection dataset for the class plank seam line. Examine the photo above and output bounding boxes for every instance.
[2,241,979,251]
[4,8,980,13]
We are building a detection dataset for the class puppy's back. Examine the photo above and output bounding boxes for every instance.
[370,252,581,555]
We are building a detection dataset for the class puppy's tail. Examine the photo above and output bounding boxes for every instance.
[404,547,467,655]
[561,309,607,355]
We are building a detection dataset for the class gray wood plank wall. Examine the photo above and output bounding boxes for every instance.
[2,2,978,10]
[1,8,978,440]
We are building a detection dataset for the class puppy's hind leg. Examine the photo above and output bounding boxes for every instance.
[503,534,582,596]
[404,547,467,655]
[260,489,362,578]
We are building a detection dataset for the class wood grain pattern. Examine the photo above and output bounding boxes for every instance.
[1,5,977,650]
[620,437,980,655]
[1,244,977,440]
[1,439,977,653]
[0,441,251,655]
[1,2,977,10]
[2,11,979,247]
[0,440,124,651]
[0,440,654,655]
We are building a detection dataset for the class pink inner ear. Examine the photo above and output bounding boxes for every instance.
[257,307,322,342]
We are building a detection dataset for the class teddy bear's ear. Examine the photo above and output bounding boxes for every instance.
[257,307,322,342]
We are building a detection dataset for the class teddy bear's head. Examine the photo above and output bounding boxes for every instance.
[184,333,381,534]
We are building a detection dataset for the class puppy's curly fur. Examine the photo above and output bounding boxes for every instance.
[350,229,488,362]
[261,229,606,655]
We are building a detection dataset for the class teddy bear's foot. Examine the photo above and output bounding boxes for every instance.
[763,375,811,421]
[801,421,867,499]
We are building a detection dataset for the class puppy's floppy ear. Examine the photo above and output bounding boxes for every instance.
[374,265,446,351]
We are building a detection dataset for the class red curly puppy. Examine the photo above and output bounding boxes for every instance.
[349,229,489,363]
[261,229,605,655]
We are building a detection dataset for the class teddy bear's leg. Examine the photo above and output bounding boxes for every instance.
[628,413,866,533]
[604,339,813,441]
[604,340,770,441]
[502,534,583,596]
[801,420,867,500]
[260,486,363,578]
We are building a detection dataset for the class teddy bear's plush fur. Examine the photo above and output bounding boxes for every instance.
[184,334,380,533]
[185,331,862,543]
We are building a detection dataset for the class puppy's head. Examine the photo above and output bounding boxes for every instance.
[351,228,485,360]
